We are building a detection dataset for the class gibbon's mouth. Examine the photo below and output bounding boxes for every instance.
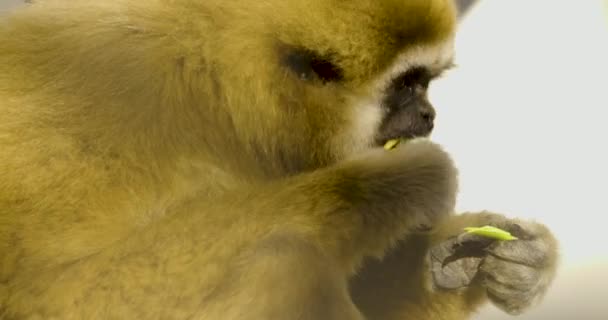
[374,131,432,148]
[373,108,435,148]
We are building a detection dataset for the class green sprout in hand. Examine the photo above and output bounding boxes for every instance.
[464,225,518,241]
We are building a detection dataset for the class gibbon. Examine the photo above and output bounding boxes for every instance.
[0,0,558,319]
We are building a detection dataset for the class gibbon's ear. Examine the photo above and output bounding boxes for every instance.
[455,0,479,19]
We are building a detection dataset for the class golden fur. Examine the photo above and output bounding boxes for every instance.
[0,1,557,319]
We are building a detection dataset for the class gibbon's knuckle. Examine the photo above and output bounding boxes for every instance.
[489,238,551,268]
[485,281,532,316]
[520,221,558,245]
[394,147,457,203]
[482,261,542,315]
[399,138,445,159]
[385,141,455,181]
[481,255,540,291]
[481,248,557,314]
[488,219,559,268]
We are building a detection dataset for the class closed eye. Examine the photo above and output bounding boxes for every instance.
[392,66,432,91]
[284,48,344,84]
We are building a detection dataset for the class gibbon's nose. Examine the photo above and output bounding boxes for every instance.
[419,107,436,124]
[413,102,435,136]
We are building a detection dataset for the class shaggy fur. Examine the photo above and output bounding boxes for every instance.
[0,1,557,319]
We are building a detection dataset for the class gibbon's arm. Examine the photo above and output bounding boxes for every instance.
[3,140,456,320]
[350,211,559,320]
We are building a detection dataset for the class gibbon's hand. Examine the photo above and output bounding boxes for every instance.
[336,138,457,233]
[429,215,559,315]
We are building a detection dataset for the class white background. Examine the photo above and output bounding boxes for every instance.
[431,1,608,319]
[2,0,608,319]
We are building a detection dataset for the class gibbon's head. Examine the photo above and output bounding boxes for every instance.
[201,0,457,175]
[12,0,455,176]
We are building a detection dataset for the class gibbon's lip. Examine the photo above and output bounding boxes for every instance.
[375,123,434,147]
[376,133,424,148]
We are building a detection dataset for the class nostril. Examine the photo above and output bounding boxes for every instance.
[420,110,435,123]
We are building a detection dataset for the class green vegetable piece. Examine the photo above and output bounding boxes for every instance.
[384,139,400,150]
[384,138,406,150]
[463,225,518,241]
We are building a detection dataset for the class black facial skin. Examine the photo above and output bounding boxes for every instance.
[282,49,439,147]
[375,66,437,146]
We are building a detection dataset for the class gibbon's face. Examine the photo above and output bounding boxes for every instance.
[209,0,457,171]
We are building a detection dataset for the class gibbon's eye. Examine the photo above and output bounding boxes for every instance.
[391,66,432,92]
[284,48,344,84]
